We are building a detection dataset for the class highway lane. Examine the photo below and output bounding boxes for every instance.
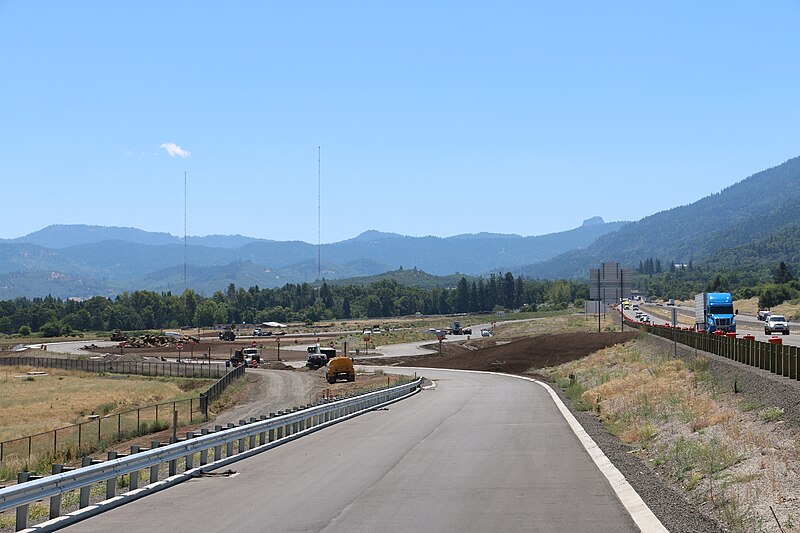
[635,304,800,346]
[64,369,645,532]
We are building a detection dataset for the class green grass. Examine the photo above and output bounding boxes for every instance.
[758,406,784,422]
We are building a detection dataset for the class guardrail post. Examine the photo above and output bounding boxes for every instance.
[185,432,194,470]
[49,464,64,519]
[227,423,236,456]
[200,429,209,465]
[106,451,118,500]
[16,471,30,530]
[791,346,798,380]
[238,420,247,453]
[249,418,257,449]
[214,426,223,460]
[80,456,92,508]
[149,441,160,483]
[130,445,140,489]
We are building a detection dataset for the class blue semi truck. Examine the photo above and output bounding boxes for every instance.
[694,292,736,333]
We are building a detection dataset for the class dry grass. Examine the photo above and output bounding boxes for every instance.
[541,336,800,532]
[0,366,211,442]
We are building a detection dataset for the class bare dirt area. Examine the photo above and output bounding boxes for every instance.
[361,332,640,373]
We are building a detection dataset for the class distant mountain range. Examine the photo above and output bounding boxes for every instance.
[4,154,799,299]
[0,218,625,298]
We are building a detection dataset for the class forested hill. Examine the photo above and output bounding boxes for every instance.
[523,156,800,279]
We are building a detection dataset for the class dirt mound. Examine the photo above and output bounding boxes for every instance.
[395,332,639,374]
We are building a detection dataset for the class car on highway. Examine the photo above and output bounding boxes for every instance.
[764,315,790,335]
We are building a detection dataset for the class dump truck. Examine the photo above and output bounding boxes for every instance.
[229,347,260,367]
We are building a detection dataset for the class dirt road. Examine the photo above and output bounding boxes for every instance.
[209,368,327,427]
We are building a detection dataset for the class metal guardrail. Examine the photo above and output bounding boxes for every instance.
[0,377,423,531]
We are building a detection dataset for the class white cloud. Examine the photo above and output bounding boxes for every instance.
[160,142,191,158]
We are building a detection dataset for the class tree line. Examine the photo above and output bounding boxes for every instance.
[0,273,589,337]
[635,258,799,310]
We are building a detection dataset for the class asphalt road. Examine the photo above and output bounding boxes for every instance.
[63,368,647,532]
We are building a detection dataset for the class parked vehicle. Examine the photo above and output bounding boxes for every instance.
[219,329,236,341]
[306,344,336,369]
[667,298,675,306]
[694,292,736,333]
[326,356,355,383]
[480,329,491,337]
[765,315,790,335]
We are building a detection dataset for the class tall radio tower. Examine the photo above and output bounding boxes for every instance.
[317,146,321,281]
[184,170,187,293]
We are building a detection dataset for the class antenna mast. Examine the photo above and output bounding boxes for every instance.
[317,146,321,281]
[184,170,187,292]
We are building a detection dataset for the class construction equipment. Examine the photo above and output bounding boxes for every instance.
[326,356,355,383]
[230,347,261,367]
[306,344,336,369]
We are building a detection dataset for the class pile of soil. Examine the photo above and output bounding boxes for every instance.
[386,332,639,374]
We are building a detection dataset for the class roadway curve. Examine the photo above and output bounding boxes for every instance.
[65,368,654,532]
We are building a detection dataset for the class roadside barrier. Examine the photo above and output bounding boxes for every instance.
[0,365,245,466]
[625,317,799,380]
[0,377,422,531]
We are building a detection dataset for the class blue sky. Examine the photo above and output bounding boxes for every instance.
[2,1,799,243]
